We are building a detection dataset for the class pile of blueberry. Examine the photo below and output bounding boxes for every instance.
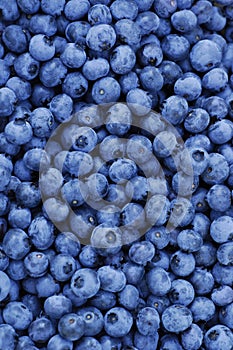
[1,0,233,349]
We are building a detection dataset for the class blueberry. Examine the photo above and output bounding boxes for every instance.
[129,241,155,266]
[47,335,73,350]
[3,301,33,330]
[154,0,177,18]
[0,87,17,117]
[170,250,195,276]
[0,132,20,156]
[190,297,216,322]
[82,58,110,81]
[0,271,11,301]
[64,0,90,21]
[118,284,139,310]
[110,0,138,20]
[50,253,76,282]
[171,9,197,32]
[190,39,222,72]
[104,307,133,337]
[126,176,148,202]
[39,58,68,88]
[0,244,9,271]
[145,195,170,226]
[88,4,112,24]
[62,283,87,307]
[134,331,159,350]
[174,72,202,101]
[100,335,122,350]
[61,43,86,69]
[97,265,126,292]
[138,43,163,66]
[43,295,72,320]
[127,88,152,116]
[28,215,54,250]
[0,61,11,90]
[55,232,81,257]
[160,334,183,350]
[23,148,50,172]
[21,294,41,318]
[41,0,65,16]
[135,12,159,36]
[189,268,214,295]
[203,96,228,120]
[3,228,30,260]
[184,108,210,133]
[105,103,131,136]
[211,286,233,307]
[217,242,233,266]
[7,259,27,281]
[71,268,100,298]
[172,171,198,197]
[177,229,203,253]
[119,71,139,95]
[202,67,228,92]
[24,251,49,277]
[181,323,203,350]
[162,34,190,61]
[146,267,171,296]
[0,324,17,350]
[30,83,55,107]
[29,14,57,36]
[2,25,28,54]
[204,325,233,350]
[65,21,91,45]
[63,151,93,177]
[6,77,32,101]
[77,306,104,336]
[16,335,35,350]
[110,45,136,75]
[161,95,188,125]
[212,261,233,286]
[127,135,153,165]
[169,279,194,306]
[39,168,63,198]
[90,290,116,311]
[136,307,160,335]
[49,94,73,123]
[162,304,192,332]
[92,77,121,103]
[17,0,41,14]
[28,317,55,343]
[62,72,88,99]
[208,120,233,145]
[210,215,233,243]
[86,24,116,51]
[206,184,231,212]
[139,66,164,93]
[194,241,216,267]
[75,337,102,350]
[115,19,141,46]
[70,205,97,240]
[96,205,120,227]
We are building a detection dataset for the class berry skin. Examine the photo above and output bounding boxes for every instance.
[2,302,33,330]
[58,313,85,341]
[104,307,133,337]
[204,325,233,350]
[162,304,193,333]
[71,268,100,298]
[0,271,11,301]
[190,39,222,72]
[28,317,55,344]
[0,324,17,350]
